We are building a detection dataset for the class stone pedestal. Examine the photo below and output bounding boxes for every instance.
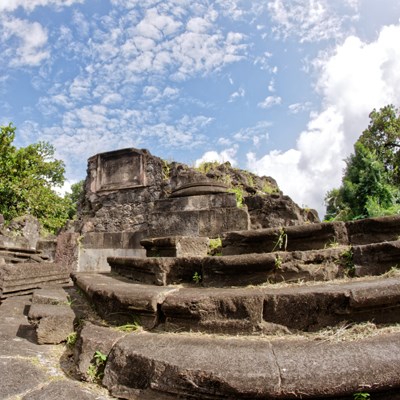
[149,191,250,238]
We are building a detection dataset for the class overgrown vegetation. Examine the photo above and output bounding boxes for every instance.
[325,105,400,221]
[0,123,81,233]
[227,187,245,208]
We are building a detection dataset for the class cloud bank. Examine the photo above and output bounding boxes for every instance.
[247,24,400,217]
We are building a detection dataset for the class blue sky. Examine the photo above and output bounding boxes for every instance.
[1,0,400,217]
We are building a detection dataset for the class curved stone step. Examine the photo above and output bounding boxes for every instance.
[108,242,400,287]
[102,330,400,399]
[72,272,400,334]
[222,215,400,255]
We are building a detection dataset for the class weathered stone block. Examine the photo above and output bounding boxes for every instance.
[140,236,209,257]
[74,321,125,380]
[353,240,400,276]
[107,256,203,286]
[32,288,70,305]
[347,215,400,245]
[28,303,75,344]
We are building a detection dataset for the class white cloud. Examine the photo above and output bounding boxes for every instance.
[288,101,312,114]
[1,17,49,66]
[247,23,400,217]
[229,87,245,102]
[195,147,238,167]
[258,95,282,109]
[0,0,83,12]
[268,0,358,42]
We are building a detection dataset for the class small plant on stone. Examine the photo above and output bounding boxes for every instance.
[162,159,171,181]
[262,182,279,194]
[324,239,340,249]
[273,228,288,252]
[274,254,283,270]
[208,237,222,256]
[66,332,77,348]
[87,350,108,382]
[340,247,355,277]
[65,295,75,306]
[116,320,141,332]
[193,271,202,284]
[353,392,370,400]
[227,187,244,208]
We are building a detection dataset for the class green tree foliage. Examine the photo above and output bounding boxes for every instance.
[325,105,400,221]
[0,123,71,233]
[64,180,84,219]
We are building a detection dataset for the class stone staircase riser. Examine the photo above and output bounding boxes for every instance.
[72,273,400,334]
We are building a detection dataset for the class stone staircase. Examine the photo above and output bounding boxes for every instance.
[69,215,400,399]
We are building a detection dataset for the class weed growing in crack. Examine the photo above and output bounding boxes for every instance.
[87,350,108,382]
[193,271,202,284]
[273,228,288,252]
[353,392,370,400]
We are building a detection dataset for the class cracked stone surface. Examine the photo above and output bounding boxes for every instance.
[0,295,115,400]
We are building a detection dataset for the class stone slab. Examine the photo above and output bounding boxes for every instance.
[103,331,400,399]
[31,287,70,305]
[347,215,400,245]
[263,277,400,331]
[103,332,280,399]
[273,332,400,397]
[71,272,178,328]
[0,357,48,399]
[222,222,348,255]
[161,287,265,334]
[22,380,100,400]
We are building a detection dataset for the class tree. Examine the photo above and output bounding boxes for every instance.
[64,180,85,219]
[325,105,400,221]
[0,123,71,233]
[359,104,400,184]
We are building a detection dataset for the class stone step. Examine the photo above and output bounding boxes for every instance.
[108,241,399,287]
[100,329,400,399]
[0,263,70,298]
[0,248,49,263]
[222,215,400,255]
[72,272,400,334]
[71,273,178,329]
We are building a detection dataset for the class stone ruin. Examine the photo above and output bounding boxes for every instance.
[1,147,400,399]
[58,147,318,272]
